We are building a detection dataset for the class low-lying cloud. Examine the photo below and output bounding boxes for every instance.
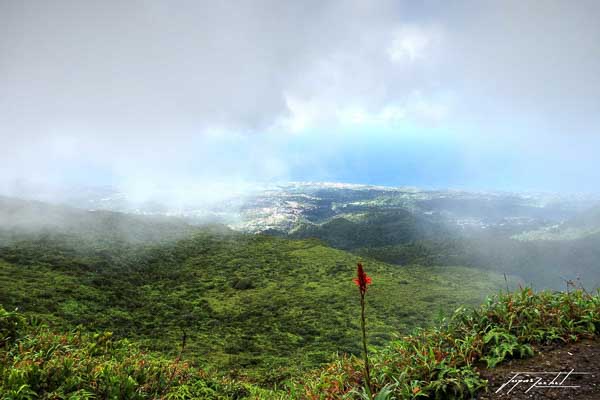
[2,0,600,199]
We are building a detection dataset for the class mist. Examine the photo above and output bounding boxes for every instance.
[2,0,600,201]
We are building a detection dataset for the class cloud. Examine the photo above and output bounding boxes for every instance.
[387,24,442,63]
[1,0,600,195]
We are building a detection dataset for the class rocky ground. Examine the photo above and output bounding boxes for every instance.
[478,339,599,399]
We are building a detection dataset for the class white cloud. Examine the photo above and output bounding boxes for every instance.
[1,0,600,192]
[387,25,441,63]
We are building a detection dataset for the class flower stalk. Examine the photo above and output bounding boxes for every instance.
[354,262,373,395]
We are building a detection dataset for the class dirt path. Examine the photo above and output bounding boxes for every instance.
[477,339,599,400]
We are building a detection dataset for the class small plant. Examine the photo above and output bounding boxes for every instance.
[354,262,373,396]
[481,328,533,368]
[0,307,25,350]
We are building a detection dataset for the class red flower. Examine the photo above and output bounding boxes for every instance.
[353,262,372,294]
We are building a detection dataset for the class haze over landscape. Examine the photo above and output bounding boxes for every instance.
[1,1,600,399]
[3,0,600,200]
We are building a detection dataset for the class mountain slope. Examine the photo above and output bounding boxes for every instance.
[0,204,509,383]
[3,288,598,399]
[0,195,207,245]
[514,204,600,241]
[288,209,446,250]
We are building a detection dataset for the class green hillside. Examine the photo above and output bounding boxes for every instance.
[283,206,600,290]
[0,224,507,385]
[0,195,203,245]
[2,288,597,399]
[0,197,598,399]
[289,210,445,250]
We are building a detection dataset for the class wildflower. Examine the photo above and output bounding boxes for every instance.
[354,262,373,395]
[353,262,372,294]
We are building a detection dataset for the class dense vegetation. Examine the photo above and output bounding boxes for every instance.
[289,210,444,250]
[1,197,598,398]
[2,288,598,399]
[294,287,599,399]
[0,227,507,385]
[0,306,266,400]
[355,233,600,290]
[283,208,600,290]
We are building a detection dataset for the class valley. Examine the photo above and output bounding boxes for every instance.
[0,196,510,383]
[1,184,599,398]
[13,182,600,289]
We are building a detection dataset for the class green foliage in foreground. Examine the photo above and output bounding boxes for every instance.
[0,306,265,400]
[293,288,599,399]
[0,231,507,383]
[2,289,598,399]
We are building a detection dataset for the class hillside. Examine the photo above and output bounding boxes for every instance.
[0,229,509,384]
[288,209,445,250]
[33,183,595,235]
[0,197,518,383]
[278,204,600,290]
[0,195,204,245]
[2,288,597,399]
[293,288,600,399]
[9,187,600,290]
[514,204,600,241]
[1,195,598,398]
[353,232,600,290]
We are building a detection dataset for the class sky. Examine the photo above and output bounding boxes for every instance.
[2,0,600,201]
